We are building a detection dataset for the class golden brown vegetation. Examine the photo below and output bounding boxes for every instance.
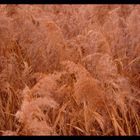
[0,4,140,136]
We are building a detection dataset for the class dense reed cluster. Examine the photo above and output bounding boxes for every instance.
[0,4,140,136]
